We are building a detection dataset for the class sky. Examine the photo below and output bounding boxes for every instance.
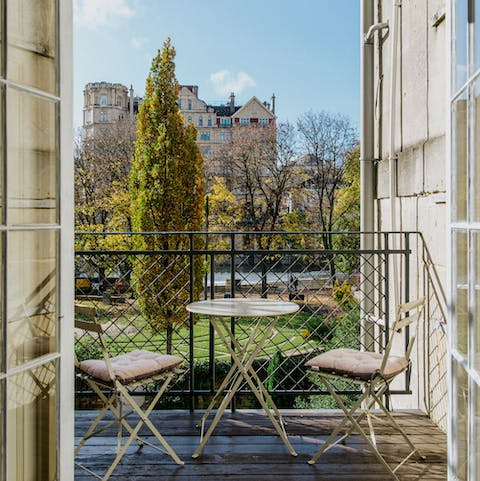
[74,0,360,131]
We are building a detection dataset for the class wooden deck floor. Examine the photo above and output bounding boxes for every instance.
[75,409,447,481]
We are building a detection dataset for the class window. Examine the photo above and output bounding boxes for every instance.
[178,99,182,109]
[1,1,72,480]
[240,118,249,125]
[188,100,192,110]
[220,118,231,127]
[220,132,230,141]
[207,117,212,126]
[116,98,122,106]
[259,118,269,125]
[100,111,107,122]
[450,2,480,480]
[100,95,107,106]
[202,146,211,156]
[198,116,203,126]
[187,116,193,124]
[200,132,210,141]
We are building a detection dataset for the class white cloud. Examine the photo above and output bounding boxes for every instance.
[210,70,256,96]
[75,0,135,29]
[131,36,148,49]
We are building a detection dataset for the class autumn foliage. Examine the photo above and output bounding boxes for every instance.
[129,38,204,351]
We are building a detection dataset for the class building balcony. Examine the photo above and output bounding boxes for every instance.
[74,231,448,480]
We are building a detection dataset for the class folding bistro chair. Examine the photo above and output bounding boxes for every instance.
[74,305,184,480]
[305,298,426,481]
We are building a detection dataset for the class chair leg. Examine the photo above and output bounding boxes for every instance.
[120,385,184,465]
[308,378,370,464]
[308,377,423,481]
[320,381,402,481]
[75,374,184,481]
[371,390,426,461]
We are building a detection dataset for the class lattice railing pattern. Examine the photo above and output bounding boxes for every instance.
[75,231,437,409]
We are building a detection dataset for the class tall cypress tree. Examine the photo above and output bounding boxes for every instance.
[130,38,204,353]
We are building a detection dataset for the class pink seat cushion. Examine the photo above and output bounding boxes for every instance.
[305,348,408,381]
[78,350,182,383]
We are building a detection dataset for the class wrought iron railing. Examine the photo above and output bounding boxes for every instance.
[74,231,446,413]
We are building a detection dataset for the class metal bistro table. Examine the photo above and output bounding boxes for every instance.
[186,297,300,459]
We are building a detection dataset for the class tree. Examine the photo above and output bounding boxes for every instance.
[129,38,204,353]
[214,122,299,245]
[74,118,136,232]
[333,146,360,236]
[296,111,357,276]
[207,176,240,232]
[296,111,357,244]
[331,145,361,273]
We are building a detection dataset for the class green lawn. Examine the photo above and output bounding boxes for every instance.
[103,313,319,360]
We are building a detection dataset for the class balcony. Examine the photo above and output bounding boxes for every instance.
[74,231,448,480]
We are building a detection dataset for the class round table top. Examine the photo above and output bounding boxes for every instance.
[186,298,300,317]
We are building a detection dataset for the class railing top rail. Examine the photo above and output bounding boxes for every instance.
[75,247,411,255]
[74,230,423,236]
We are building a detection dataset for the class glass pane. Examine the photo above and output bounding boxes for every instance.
[455,0,468,91]
[0,0,3,81]
[7,361,57,481]
[7,230,57,368]
[455,361,469,481]
[475,232,480,370]
[455,231,469,356]
[452,91,468,222]
[0,86,3,223]
[475,80,480,221]
[6,88,57,225]
[476,382,480,480]
[6,0,57,94]
[0,379,4,481]
[476,0,480,74]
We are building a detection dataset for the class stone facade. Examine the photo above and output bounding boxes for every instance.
[82,82,276,181]
[178,85,275,166]
[370,0,448,428]
[82,82,140,138]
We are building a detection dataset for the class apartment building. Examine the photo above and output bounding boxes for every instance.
[178,85,275,161]
[82,82,276,179]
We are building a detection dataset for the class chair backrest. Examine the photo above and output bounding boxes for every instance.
[74,304,116,381]
[75,304,103,334]
[380,297,425,374]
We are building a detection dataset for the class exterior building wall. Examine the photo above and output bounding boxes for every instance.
[178,86,275,179]
[83,83,275,177]
[373,0,448,428]
[83,82,138,138]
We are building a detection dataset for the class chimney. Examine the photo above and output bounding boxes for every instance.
[229,92,235,114]
[129,85,134,116]
[271,93,276,115]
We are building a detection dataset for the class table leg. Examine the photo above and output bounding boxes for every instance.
[215,317,297,456]
[193,314,297,458]
[192,362,249,459]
